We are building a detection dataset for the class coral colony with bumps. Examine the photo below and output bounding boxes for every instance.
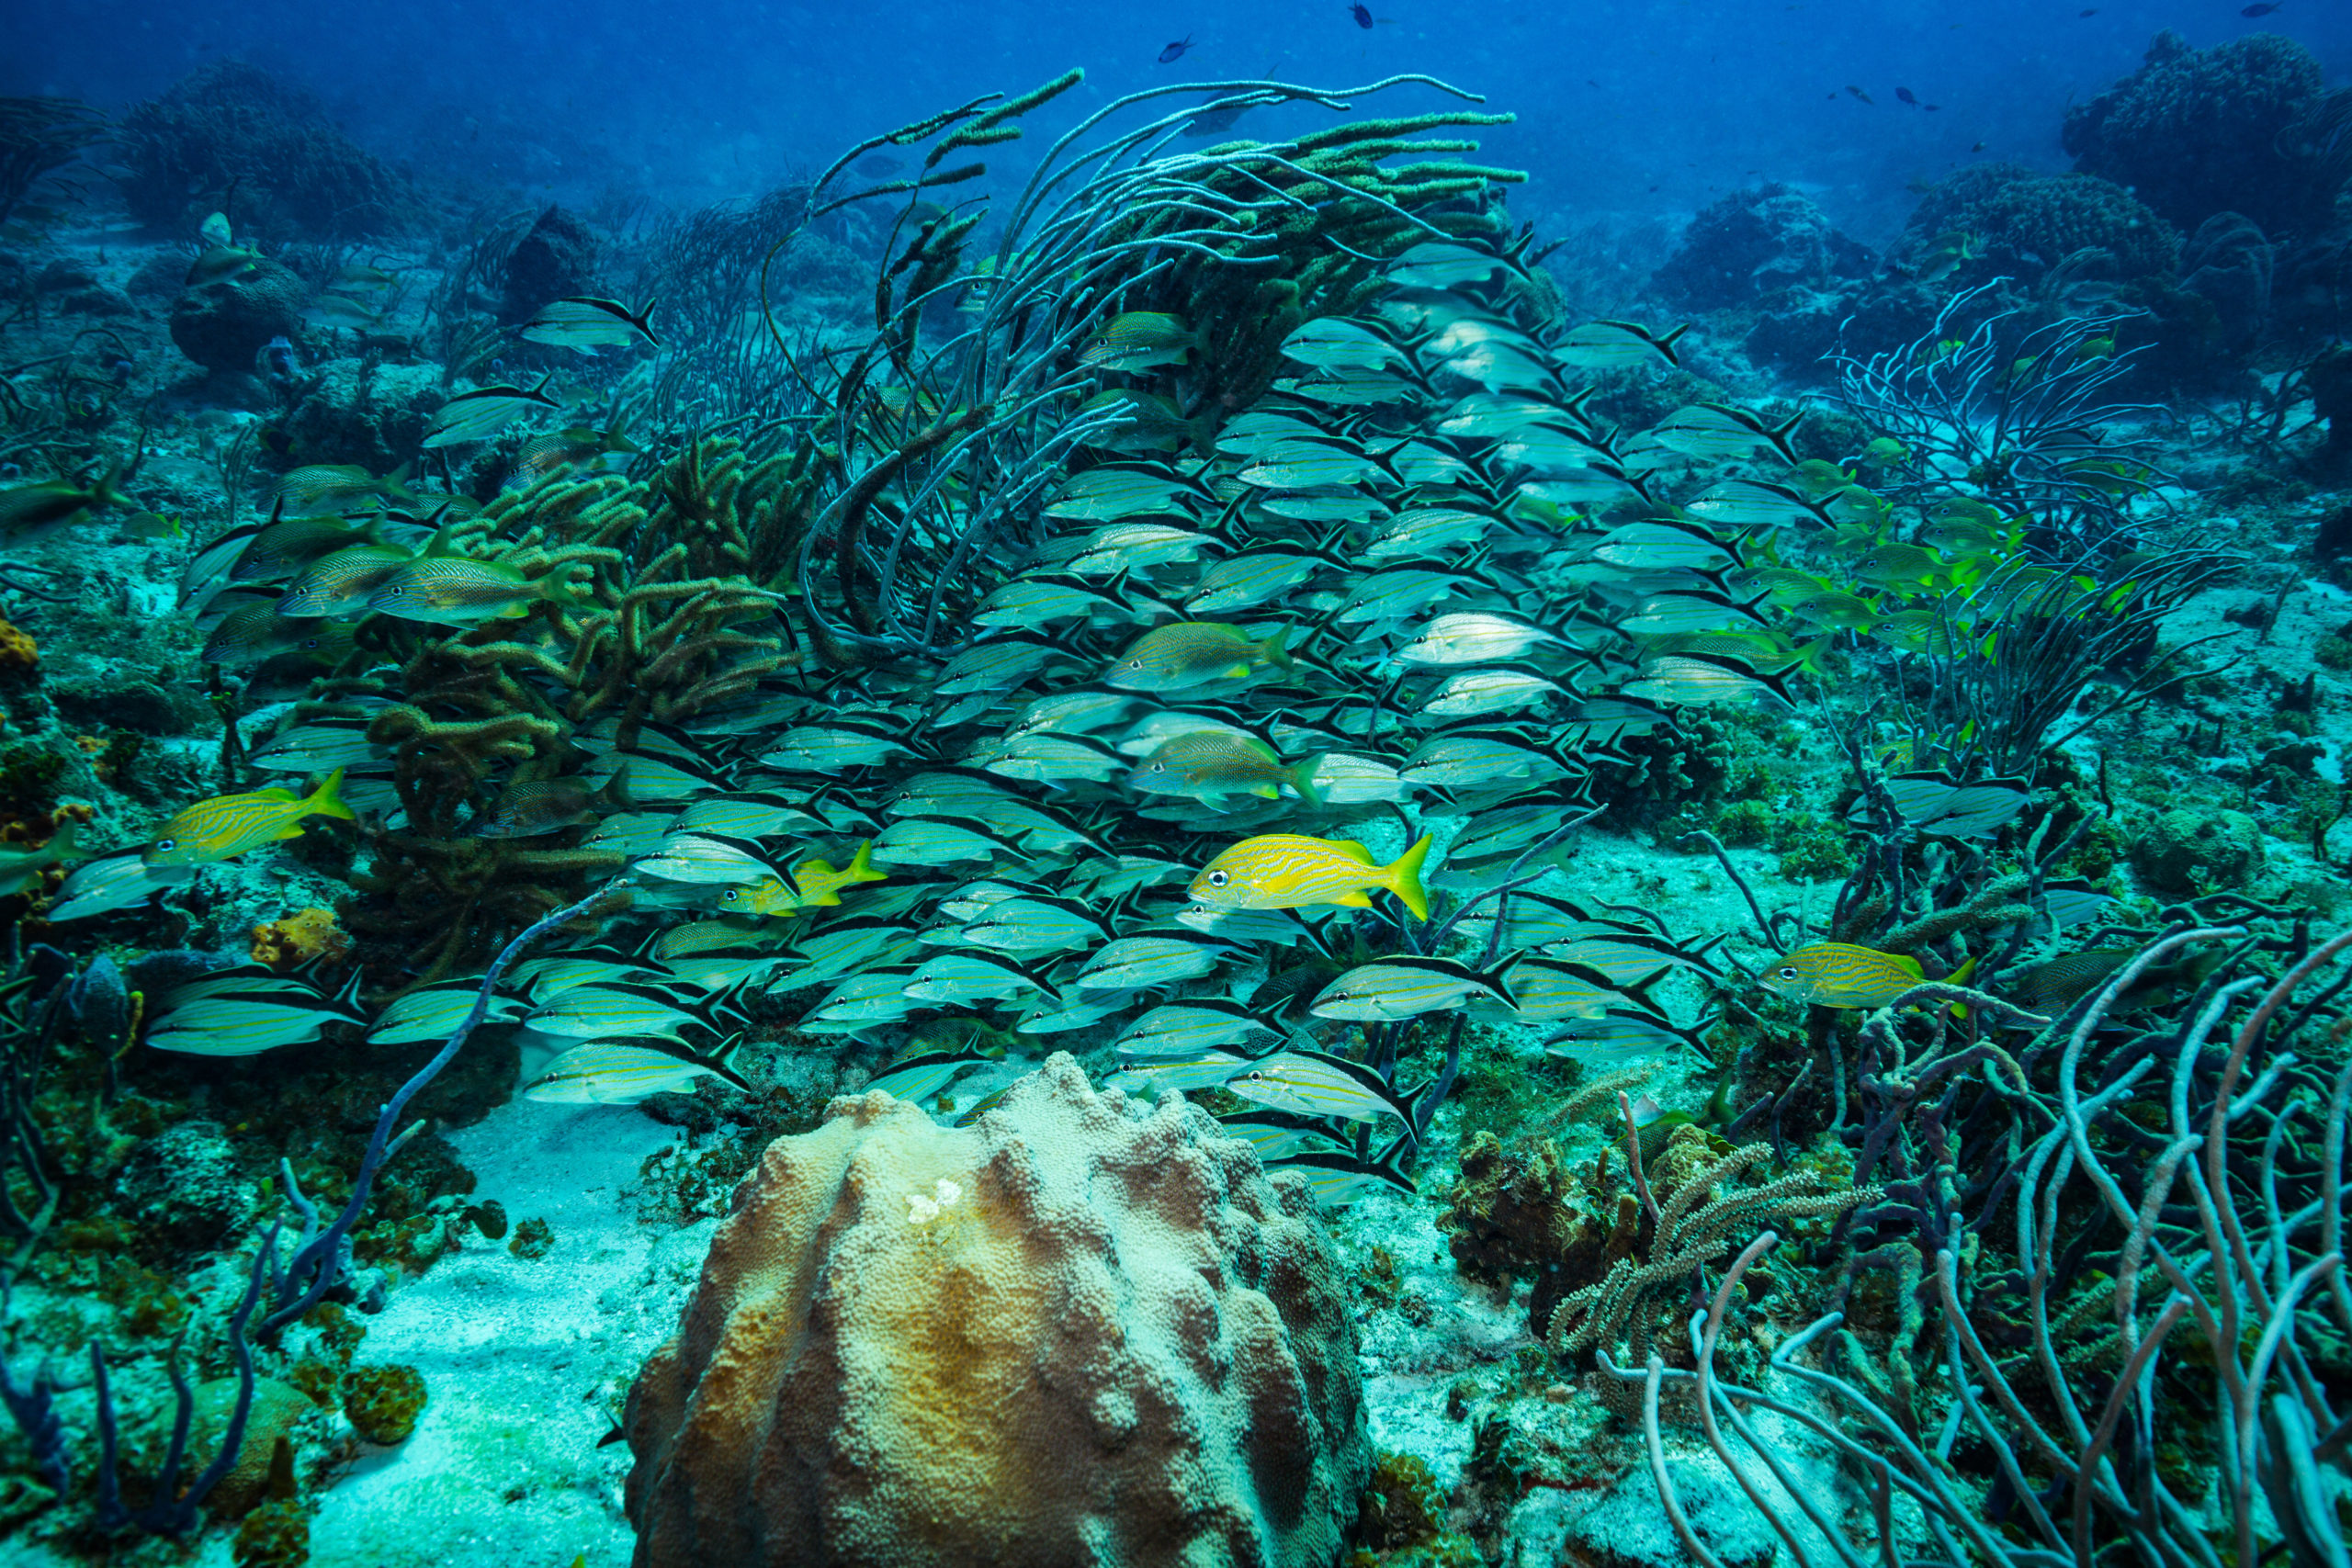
[1,18,2351,1568]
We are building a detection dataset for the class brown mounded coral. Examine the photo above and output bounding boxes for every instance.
[1440,1130,1633,1335]
[342,1362,426,1444]
[625,1055,1369,1568]
[170,254,311,377]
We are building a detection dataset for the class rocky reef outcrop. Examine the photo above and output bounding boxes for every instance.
[624,1053,1369,1568]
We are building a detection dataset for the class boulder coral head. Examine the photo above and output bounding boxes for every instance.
[624,1052,1369,1568]
[2063,29,2335,239]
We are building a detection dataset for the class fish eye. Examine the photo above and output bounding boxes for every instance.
[1208,870,1228,886]
[156,838,175,852]
[1125,659,1144,669]
[1776,966,1798,981]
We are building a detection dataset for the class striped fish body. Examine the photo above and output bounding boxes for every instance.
[1074,935,1236,992]
[1227,1051,1409,1127]
[275,543,412,617]
[1189,833,1432,920]
[1761,943,1925,1010]
[1102,623,1293,694]
[369,558,583,625]
[1309,958,1515,1022]
[525,984,709,1041]
[1104,1047,1252,1094]
[145,768,356,866]
[525,1043,716,1104]
[368,981,528,1044]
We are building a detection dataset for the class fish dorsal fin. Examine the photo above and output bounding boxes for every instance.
[420,504,458,559]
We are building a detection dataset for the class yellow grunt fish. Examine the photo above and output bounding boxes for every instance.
[144,768,357,867]
[1760,942,1924,1010]
[1189,833,1432,920]
[726,841,887,918]
[1103,622,1294,693]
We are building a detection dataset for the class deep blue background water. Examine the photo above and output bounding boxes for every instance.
[9,2,2352,245]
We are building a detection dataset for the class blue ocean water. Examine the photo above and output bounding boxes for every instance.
[17,1,2351,233]
[6,2,2352,1566]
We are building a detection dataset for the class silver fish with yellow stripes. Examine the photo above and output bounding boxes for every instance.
[867,1045,999,1105]
[524,1042,737,1104]
[1073,932,1240,991]
[1308,956,1519,1022]
[145,969,367,1055]
[1105,1046,1255,1095]
[366,978,530,1045]
[1267,1142,1419,1207]
[1113,1000,1285,1055]
[518,296,661,354]
[1226,1050,1417,1135]
[1393,612,1564,667]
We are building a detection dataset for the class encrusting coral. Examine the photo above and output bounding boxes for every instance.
[624,1053,1369,1568]
[249,907,350,971]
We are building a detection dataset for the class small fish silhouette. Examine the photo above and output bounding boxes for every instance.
[1158,34,1193,62]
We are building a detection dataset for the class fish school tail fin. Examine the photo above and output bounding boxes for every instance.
[540,570,594,611]
[1386,832,1433,921]
[1289,755,1324,810]
[90,462,130,512]
[846,839,882,882]
[310,765,358,822]
[594,761,635,813]
[1258,623,1295,675]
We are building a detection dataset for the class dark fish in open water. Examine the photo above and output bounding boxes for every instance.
[1348,2,1374,26]
[1158,34,1193,62]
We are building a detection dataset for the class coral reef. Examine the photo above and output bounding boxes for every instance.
[250,907,350,971]
[341,1362,425,1444]
[2130,805,2267,894]
[169,254,309,376]
[625,1055,1369,1567]
[184,1375,312,1517]
[498,205,598,324]
[112,62,416,238]
[2064,29,2335,238]
[277,359,446,473]
[1652,182,1871,310]
[1898,164,2179,285]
